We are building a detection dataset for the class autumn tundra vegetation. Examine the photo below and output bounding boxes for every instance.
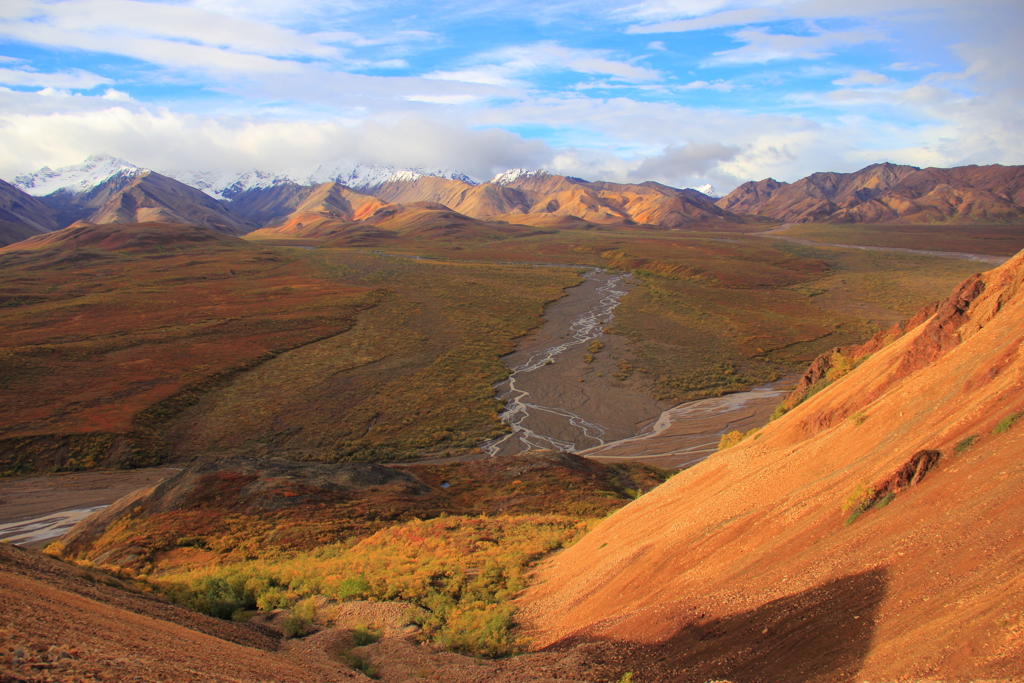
[2,163,1024,681]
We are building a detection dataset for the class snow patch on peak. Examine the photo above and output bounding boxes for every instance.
[167,162,480,195]
[167,169,294,200]
[387,169,424,183]
[306,161,476,190]
[15,154,142,196]
[488,169,546,185]
[689,184,722,198]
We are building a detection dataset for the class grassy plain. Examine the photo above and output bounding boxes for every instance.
[1,218,1001,472]
[163,251,579,462]
[770,222,1024,256]
[0,225,577,471]
[288,226,987,403]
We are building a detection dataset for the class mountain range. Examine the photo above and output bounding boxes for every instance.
[1,155,1023,247]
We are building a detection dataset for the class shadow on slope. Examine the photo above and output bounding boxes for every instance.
[627,568,887,683]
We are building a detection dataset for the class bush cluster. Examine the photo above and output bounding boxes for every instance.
[153,514,590,657]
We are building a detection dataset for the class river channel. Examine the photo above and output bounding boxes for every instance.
[480,268,796,465]
[483,270,670,456]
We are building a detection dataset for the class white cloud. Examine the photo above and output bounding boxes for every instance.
[0,67,111,89]
[832,70,895,87]
[676,79,734,92]
[426,42,662,86]
[101,88,133,101]
[0,0,1020,195]
[403,94,480,105]
[37,87,74,97]
[0,92,553,182]
[622,0,1005,34]
[705,26,887,65]
[887,61,937,71]
[627,141,740,186]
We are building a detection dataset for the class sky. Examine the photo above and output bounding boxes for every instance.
[0,0,1022,191]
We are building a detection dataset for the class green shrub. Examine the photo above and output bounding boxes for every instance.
[993,411,1024,435]
[335,576,371,601]
[824,350,854,383]
[283,597,317,638]
[873,492,895,509]
[841,483,876,526]
[342,651,380,679]
[153,515,584,658]
[953,435,978,455]
[434,603,518,658]
[172,576,255,619]
[718,427,760,451]
[850,411,868,425]
[352,625,383,647]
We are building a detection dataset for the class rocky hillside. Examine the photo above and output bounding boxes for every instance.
[519,250,1024,681]
[717,162,1024,223]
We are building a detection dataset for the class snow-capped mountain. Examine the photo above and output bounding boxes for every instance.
[489,168,547,185]
[14,154,143,197]
[167,169,294,201]
[169,163,478,200]
[689,184,722,198]
[13,155,480,202]
[307,161,476,190]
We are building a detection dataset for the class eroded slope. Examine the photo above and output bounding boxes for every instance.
[520,250,1024,682]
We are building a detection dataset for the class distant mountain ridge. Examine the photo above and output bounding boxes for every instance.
[716,162,1024,223]
[3,156,1023,248]
[15,155,478,201]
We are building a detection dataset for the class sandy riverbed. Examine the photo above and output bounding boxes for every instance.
[485,271,672,456]
[0,468,179,549]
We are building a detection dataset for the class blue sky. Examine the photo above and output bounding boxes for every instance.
[0,0,1021,190]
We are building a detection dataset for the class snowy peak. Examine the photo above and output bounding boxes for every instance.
[320,162,477,189]
[489,168,547,185]
[167,169,295,201]
[689,184,722,198]
[168,162,477,199]
[15,154,142,197]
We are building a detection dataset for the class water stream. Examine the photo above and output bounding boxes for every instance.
[483,270,636,455]
[0,505,109,548]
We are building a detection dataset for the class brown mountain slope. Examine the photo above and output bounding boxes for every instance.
[289,182,386,221]
[366,175,531,218]
[520,251,1024,681]
[0,178,60,246]
[359,172,743,227]
[249,201,531,247]
[832,164,1024,223]
[718,162,1024,224]
[0,221,244,255]
[252,182,389,236]
[0,543,364,683]
[716,162,919,222]
[81,171,253,234]
[221,180,320,226]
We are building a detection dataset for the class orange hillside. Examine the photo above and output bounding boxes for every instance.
[521,250,1024,682]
